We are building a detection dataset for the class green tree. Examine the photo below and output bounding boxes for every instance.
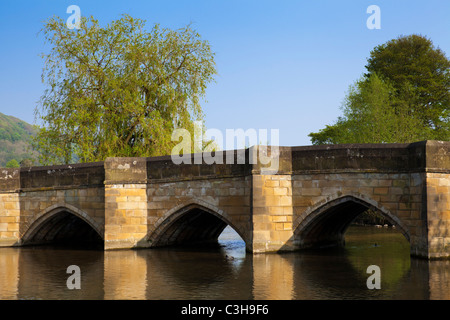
[309,34,450,145]
[310,74,425,144]
[34,15,217,165]
[5,159,20,168]
[366,34,450,139]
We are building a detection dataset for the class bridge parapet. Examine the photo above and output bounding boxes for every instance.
[292,141,424,173]
[19,162,105,190]
[0,168,20,192]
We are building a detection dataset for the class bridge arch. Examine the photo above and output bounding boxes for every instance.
[20,203,104,246]
[293,193,410,249]
[147,199,248,249]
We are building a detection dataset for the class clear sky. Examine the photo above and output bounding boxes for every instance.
[1,0,450,147]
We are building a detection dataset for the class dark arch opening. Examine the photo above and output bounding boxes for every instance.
[296,196,409,250]
[23,211,103,249]
[151,207,238,248]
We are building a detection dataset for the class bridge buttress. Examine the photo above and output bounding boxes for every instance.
[104,157,149,250]
[251,174,295,253]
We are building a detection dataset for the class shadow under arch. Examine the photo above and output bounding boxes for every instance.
[147,200,248,250]
[20,203,104,247]
[293,194,410,250]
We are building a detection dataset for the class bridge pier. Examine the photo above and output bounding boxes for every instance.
[251,174,296,253]
[0,141,449,259]
[104,157,149,250]
[425,171,450,259]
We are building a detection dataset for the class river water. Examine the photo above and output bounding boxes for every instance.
[0,225,449,300]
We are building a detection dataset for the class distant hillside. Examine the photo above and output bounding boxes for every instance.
[0,112,39,167]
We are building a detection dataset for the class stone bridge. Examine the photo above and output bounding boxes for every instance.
[0,140,449,259]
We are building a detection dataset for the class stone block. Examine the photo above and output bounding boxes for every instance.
[229,187,245,196]
[293,197,313,207]
[283,222,292,230]
[301,188,322,196]
[271,216,287,222]
[265,180,279,188]
[4,202,19,210]
[273,187,288,196]
[374,187,389,195]
[279,196,292,206]
[7,224,19,232]
[378,180,393,187]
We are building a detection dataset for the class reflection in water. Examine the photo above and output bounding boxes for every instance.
[287,226,413,300]
[104,250,147,300]
[139,247,252,300]
[428,259,450,300]
[0,248,19,299]
[16,246,105,300]
[0,226,449,300]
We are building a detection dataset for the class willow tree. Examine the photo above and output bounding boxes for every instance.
[34,15,217,164]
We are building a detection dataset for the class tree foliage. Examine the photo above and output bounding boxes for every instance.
[309,34,450,145]
[6,159,20,168]
[0,112,39,167]
[34,15,217,164]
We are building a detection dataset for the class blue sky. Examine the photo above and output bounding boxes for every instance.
[1,0,450,147]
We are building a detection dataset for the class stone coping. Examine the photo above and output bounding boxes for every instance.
[0,140,448,191]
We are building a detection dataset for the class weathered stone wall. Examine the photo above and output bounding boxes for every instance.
[18,187,105,244]
[252,174,294,252]
[145,174,252,249]
[104,158,148,249]
[291,172,426,256]
[423,141,450,258]
[0,164,105,246]
[426,172,450,258]
[143,152,252,248]
[103,156,253,249]
[0,140,448,259]
[286,142,436,257]
[104,183,147,249]
[0,168,20,246]
[0,192,20,246]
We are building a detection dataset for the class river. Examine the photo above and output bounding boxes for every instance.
[0,225,449,300]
